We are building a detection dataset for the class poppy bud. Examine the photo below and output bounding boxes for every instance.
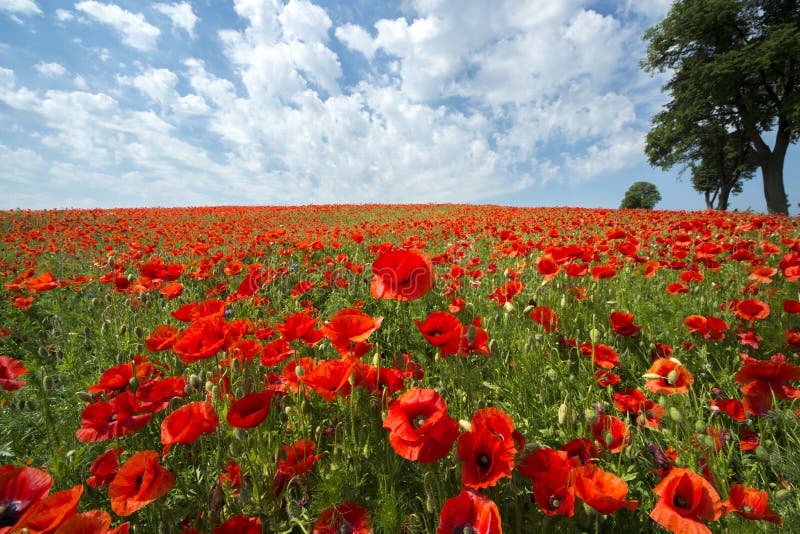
[211,385,219,399]
[104,293,113,303]
[134,325,143,338]
[694,420,706,433]
[488,339,498,354]
[755,446,770,462]
[101,321,110,334]
[128,376,139,393]
[560,295,566,308]
[558,403,568,425]
[42,375,54,390]
[523,304,535,315]
[642,373,662,380]
[189,374,203,390]
[503,301,515,313]
[37,346,49,359]
[66,449,76,463]
[295,365,305,377]
[205,380,214,392]
[669,406,683,423]
[183,383,194,395]
[76,391,94,402]
[119,324,127,335]
[589,328,600,344]
[703,435,716,449]
[459,419,473,432]
[231,358,242,373]
[90,297,98,308]
[465,324,477,345]
[372,353,381,367]
[666,369,679,385]
[546,368,558,381]
[584,407,599,425]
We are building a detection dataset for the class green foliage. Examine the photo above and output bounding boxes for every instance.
[642,0,800,214]
[620,181,662,209]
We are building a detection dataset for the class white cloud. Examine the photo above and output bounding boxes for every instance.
[35,62,67,78]
[55,8,74,21]
[563,131,645,181]
[0,0,41,16]
[624,0,673,20]
[278,0,331,42]
[74,1,160,52]
[154,2,198,37]
[118,68,178,105]
[334,23,376,58]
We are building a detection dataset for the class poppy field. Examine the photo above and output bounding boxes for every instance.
[1,204,800,533]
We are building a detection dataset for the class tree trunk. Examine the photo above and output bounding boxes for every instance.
[760,152,788,215]
[717,182,731,211]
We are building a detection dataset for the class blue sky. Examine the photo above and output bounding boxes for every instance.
[0,0,797,212]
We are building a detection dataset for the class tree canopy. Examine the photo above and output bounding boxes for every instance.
[620,181,662,209]
[642,0,799,214]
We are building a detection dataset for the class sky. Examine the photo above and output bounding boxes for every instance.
[0,0,797,213]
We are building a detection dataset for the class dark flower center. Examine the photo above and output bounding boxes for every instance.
[453,526,478,534]
[741,504,754,514]
[673,495,691,510]
[477,453,491,471]
[0,501,22,527]
[548,496,561,510]
[412,414,428,429]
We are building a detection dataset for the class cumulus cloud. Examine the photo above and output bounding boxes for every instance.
[35,62,67,77]
[74,1,160,52]
[154,2,198,37]
[1,0,666,208]
[0,0,41,16]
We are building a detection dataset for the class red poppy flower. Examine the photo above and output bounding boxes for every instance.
[87,447,123,488]
[457,428,515,490]
[645,358,694,395]
[784,299,800,314]
[0,355,27,391]
[684,315,727,340]
[259,338,296,367]
[723,484,782,524]
[735,299,771,322]
[291,279,314,299]
[590,265,617,280]
[161,401,219,457]
[88,356,157,396]
[579,343,619,369]
[370,249,434,301]
[0,465,53,531]
[144,325,179,352]
[650,468,722,534]
[560,438,601,465]
[461,317,492,358]
[14,484,83,533]
[275,312,324,347]
[382,388,460,463]
[277,439,323,478]
[666,282,689,294]
[613,388,665,429]
[415,311,463,358]
[108,451,175,517]
[159,282,184,300]
[76,391,153,442]
[23,270,61,292]
[171,299,226,322]
[517,447,570,484]
[226,391,275,429]
[533,471,575,518]
[564,262,588,277]
[312,501,373,533]
[212,515,262,534]
[570,463,638,514]
[609,311,641,337]
[595,370,620,387]
[530,306,558,333]
[734,353,800,415]
[787,329,800,350]
[320,308,383,357]
[589,414,629,453]
[536,254,560,281]
[709,398,746,421]
[437,489,501,533]
[302,359,358,401]
[173,316,229,364]
[52,510,119,533]
[489,280,524,306]
[135,376,187,413]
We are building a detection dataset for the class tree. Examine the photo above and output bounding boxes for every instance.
[642,0,799,214]
[687,126,757,210]
[620,182,662,209]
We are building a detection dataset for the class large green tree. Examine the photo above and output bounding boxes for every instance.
[620,181,662,209]
[643,0,799,214]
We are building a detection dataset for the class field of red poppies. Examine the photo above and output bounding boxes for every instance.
[1,204,799,533]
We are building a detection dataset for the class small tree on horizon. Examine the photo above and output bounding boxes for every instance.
[620,181,662,209]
